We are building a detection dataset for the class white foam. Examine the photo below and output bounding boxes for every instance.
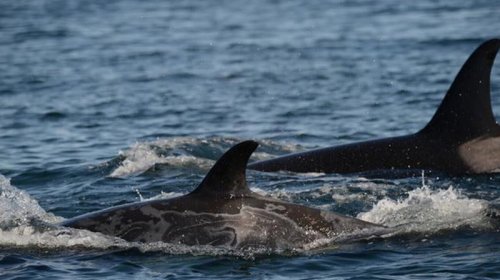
[0,174,125,249]
[358,185,490,233]
[109,142,170,177]
[0,227,126,249]
[109,140,213,178]
[108,137,304,178]
[0,175,62,226]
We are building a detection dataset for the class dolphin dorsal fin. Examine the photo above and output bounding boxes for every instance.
[420,39,500,141]
[190,141,258,198]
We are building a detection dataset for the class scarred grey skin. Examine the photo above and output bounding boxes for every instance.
[61,141,388,249]
[248,39,500,175]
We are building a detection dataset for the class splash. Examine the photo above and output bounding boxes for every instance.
[0,175,121,249]
[357,184,490,234]
[0,175,61,227]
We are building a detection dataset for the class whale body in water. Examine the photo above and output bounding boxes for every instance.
[61,141,388,249]
[249,39,500,175]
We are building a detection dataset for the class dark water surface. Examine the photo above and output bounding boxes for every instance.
[1,0,500,279]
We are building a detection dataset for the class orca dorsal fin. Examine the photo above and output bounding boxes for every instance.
[420,39,500,141]
[190,141,258,198]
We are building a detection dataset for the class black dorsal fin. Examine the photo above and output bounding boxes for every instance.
[190,141,258,198]
[420,39,500,140]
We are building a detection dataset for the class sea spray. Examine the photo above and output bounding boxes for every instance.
[357,182,490,233]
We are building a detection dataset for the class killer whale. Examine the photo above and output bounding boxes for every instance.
[61,141,388,249]
[248,39,500,175]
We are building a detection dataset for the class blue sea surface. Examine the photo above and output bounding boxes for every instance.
[1,0,500,279]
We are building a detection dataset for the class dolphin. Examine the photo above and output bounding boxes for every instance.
[248,39,500,175]
[61,141,388,249]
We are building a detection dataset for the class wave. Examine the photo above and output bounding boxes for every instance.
[109,143,212,178]
[108,137,303,178]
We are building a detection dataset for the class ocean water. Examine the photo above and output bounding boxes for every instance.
[1,0,500,279]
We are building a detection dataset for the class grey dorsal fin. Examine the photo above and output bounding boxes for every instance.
[420,39,500,140]
[190,140,258,198]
